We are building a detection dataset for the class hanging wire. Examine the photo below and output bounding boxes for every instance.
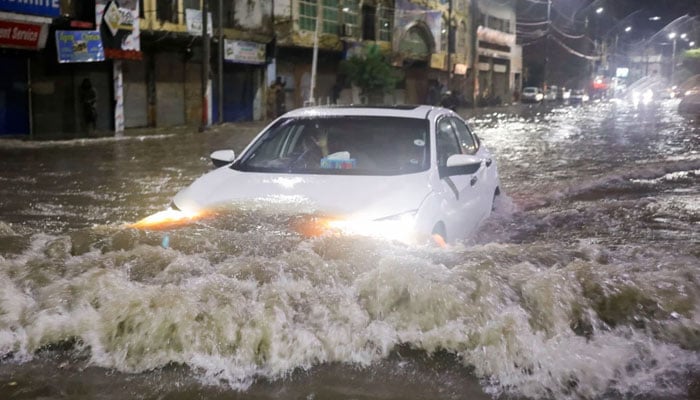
[549,34,600,60]
[549,23,589,41]
[517,20,550,26]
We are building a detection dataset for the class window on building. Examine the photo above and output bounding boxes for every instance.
[299,0,317,31]
[299,0,359,35]
[378,4,393,42]
[459,21,468,55]
[220,0,236,28]
[340,0,359,36]
[482,14,513,34]
[362,5,376,40]
[440,15,448,52]
[322,0,339,34]
[183,0,199,12]
[157,0,177,23]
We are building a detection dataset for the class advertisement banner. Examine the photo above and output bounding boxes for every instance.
[95,0,141,59]
[224,39,265,64]
[0,19,46,50]
[185,9,212,36]
[0,0,60,18]
[56,30,104,63]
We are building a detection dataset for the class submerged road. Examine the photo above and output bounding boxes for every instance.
[0,99,698,399]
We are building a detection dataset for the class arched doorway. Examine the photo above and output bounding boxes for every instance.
[398,22,434,104]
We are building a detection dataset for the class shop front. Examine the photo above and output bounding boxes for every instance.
[0,6,53,136]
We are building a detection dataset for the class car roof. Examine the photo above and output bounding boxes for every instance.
[282,105,443,120]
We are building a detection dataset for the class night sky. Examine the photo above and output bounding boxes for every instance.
[517,0,700,87]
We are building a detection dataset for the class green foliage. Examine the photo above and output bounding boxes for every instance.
[340,44,402,101]
[682,49,700,73]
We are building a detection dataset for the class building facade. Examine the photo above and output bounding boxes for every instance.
[1,0,521,139]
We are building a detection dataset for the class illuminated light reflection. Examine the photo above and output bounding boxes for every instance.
[631,89,652,106]
[297,213,418,243]
[130,208,207,230]
[268,176,304,189]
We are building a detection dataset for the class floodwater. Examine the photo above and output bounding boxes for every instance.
[0,100,698,400]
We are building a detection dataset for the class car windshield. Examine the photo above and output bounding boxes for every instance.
[235,115,430,176]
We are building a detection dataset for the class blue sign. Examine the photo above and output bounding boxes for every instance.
[56,31,105,63]
[0,0,60,17]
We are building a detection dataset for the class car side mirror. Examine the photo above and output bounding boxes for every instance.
[440,154,482,178]
[210,149,236,167]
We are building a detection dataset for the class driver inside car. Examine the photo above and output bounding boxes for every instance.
[291,125,329,168]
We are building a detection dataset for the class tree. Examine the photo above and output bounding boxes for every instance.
[340,44,402,104]
[681,48,700,74]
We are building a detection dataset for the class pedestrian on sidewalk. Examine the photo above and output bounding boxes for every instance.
[80,78,98,135]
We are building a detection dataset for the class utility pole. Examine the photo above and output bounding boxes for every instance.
[217,0,223,124]
[543,0,551,91]
[670,33,677,85]
[470,0,479,108]
[447,0,453,89]
[308,0,322,105]
[201,0,210,131]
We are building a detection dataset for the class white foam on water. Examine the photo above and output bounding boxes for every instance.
[0,216,698,399]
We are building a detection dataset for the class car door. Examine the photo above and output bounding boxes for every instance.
[435,117,481,239]
[451,117,494,221]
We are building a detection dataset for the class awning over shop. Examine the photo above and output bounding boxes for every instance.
[0,11,51,50]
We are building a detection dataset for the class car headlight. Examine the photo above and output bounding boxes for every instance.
[329,211,417,242]
[296,211,418,243]
[130,205,207,229]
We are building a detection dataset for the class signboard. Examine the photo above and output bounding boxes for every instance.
[56,30,104,63]
[185,9,212,35]
[453,63,467,75]
[95,0,140,59]
[430,52,445,70]
[477,26,515,47]
[0,19,46,49]
[224,39,265,64]
[0,0,59,18]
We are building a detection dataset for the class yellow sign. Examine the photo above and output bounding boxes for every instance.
[430,53,446,70]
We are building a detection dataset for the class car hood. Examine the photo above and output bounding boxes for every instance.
[172,166,432,219]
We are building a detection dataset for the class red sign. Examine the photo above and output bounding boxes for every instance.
[0,20,44,49]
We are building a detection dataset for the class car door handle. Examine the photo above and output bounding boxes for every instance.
[485,158,492,167]
[470,176,478,186]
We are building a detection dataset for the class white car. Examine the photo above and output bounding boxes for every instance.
[544,85,558,101]
[570,89,590,104]
[136,106,501,245]
[521,86,544,103]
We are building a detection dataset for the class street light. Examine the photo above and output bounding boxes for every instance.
[596,7,604,14]
[669,32,677,84]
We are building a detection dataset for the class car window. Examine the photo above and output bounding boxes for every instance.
[436,117,462,167]
[237,116,430,176]
[450,117,478,155]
